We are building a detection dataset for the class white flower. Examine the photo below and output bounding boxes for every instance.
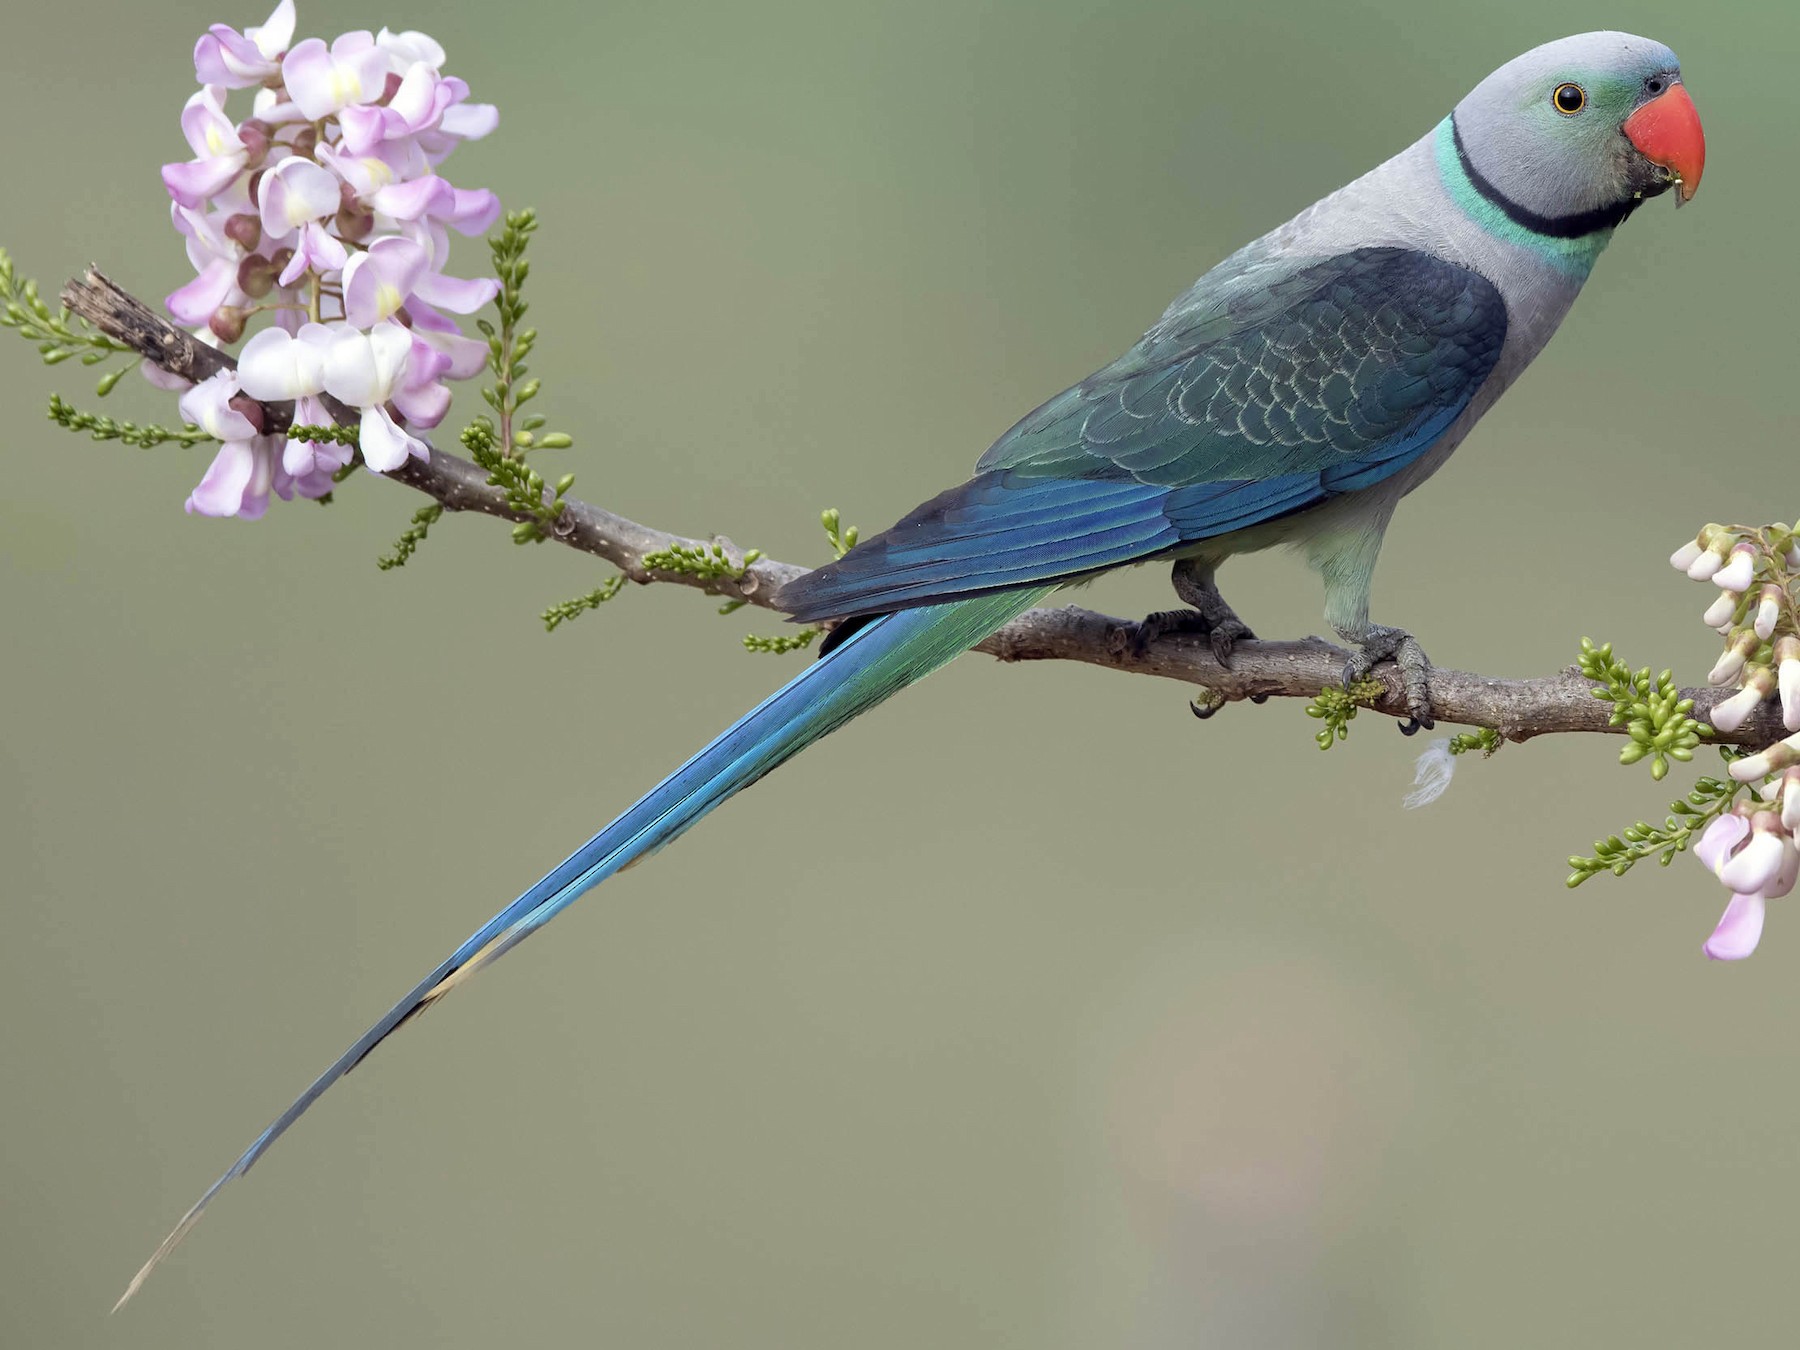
[321,322,427,471]
[237,322,334,400]
[1781,645,1800,732]
[1730,734,1800,783]
[1756,585,1785,641]
[1702,591,1739,630]
[1710,678,1771,734]
[1687,547,1727,581]
[1713,545,1757,592]
[1709,632,1758,686]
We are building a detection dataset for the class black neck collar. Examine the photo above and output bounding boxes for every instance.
[1451,114,1637,240]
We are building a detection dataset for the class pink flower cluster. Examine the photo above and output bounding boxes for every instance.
[1670,528,1800,959]
[157,0,500,517]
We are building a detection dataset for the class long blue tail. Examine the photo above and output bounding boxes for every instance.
[116,586,1052,1308]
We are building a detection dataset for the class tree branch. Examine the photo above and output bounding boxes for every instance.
[61,266,1786,749]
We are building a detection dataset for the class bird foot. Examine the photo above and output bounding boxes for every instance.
[1122,607,1257,664]
[1341,624,1435,734]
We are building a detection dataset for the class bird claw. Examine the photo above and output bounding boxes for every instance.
[1122,609,1256,664]
[1341,624,1435,733]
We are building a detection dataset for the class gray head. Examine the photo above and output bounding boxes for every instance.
[1451,32,1705,234]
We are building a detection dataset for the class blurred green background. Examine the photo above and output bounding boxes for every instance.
[2,0,1794,1345]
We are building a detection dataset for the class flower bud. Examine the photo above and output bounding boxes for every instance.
[1709,629,1761,686]
[1671,539,1705,572]
[336,203,375,242]
[1730,733,1800,783]
[238,120,272,169]
[1688,540,1731,581]
[1781,768,1800,833]
[1703,590,1740,630]
[1714,544,1757,593]
[290,125,319,158]
[209,305,247,344]
[1710,666,1775,733]
[237,253,278,298]
[1780,636,1800,732]
[223,213,262,251]
[1756,585,1786,641]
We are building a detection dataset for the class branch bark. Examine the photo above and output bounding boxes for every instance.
[62,266,1786,749]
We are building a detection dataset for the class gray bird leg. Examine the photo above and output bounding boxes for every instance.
[1307,504,1436,734]
[1125,558,1257,664]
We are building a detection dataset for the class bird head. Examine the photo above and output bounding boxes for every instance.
[1451,32,1705,227]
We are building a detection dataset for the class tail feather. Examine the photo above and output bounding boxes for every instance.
[115,586,1051,1310]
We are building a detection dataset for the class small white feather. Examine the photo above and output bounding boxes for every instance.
[1403,738,1457,809]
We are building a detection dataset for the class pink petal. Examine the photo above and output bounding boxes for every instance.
[441,187,501,235]
[185,439,257,516]
[1694,815,1750,875]
[359,405,425,472]
[342,237,430,328]
[178,370,257,441]
[162,156,245,210]
[376,28,446,69]
[387,62,440,128]
[336,105,393,157]
[262,157,342,233]
[440,102,499,141]
[179,88,240,160]
[245,0,296,58]
[1705,893,1766,961]
[391,374,451,428]
[371,175,452,221]
[165,258,239,325]
[412,270,499,313]
[1720,831,1787,895]
[140,360,193,393]
[280,39,338,120]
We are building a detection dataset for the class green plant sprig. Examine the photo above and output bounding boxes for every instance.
[1303,679,1387,750]
[1566,763,1744,887]
[743,628,819,655]
[288,422,362,448]
[1576,637,1711,781]
[820,507,859,559]
[741,508,862,653]
[455,210,579,548]
[642,540,762,581]
[1448,726,1503,757]
[46,393,214,448]
[475,209,575,460]
[378,504,444,570]
[462,417,578,544]
[542,575,626,632]
[2,249,137,395]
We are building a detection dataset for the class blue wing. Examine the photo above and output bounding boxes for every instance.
[779,247,1506,623]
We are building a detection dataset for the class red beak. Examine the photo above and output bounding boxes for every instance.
[1622,83,1705,202]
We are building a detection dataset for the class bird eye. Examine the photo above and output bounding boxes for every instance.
[1645,76,1667,96]
[1552,82,1586,115]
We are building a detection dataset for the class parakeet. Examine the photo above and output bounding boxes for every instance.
[118,29,1704,1303]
